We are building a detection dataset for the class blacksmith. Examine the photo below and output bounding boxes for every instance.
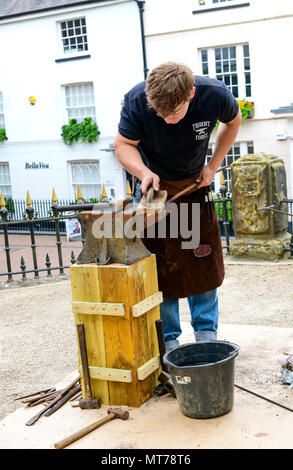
[114,62,241,351]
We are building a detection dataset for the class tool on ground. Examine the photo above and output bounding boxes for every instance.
[77,323,101,410]
[27,390,64,407]
[155,319,168,373]
[70,391,83,402]
[234,383,293,413]
[71,399,82,408]
[54,407,129,449]
[154,319,176,397]
[25,376,80,426]
[21,388,59,404]
[158,371,176,398]
[14,387,55,401]
[44,384,81,417]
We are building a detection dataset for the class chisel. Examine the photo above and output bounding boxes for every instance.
[25,376,80,426]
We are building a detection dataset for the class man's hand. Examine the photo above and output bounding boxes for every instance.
[140,170,160,195]
[195,163,216,189]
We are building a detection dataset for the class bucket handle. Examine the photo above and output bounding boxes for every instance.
[228,343,240,358]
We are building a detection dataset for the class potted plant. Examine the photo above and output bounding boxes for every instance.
[237,100,254,120]
[61,117,100,146]
[0,128,8,143]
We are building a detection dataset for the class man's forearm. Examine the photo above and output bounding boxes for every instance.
[208,113,242,172]
[115,142,149,180]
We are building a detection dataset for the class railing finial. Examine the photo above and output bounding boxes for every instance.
[77,184,83,203]
[26,190,32,207]
[126,180,132,197]
[0,192,6,210]
[101,183,107,200]
[52,187,58,205]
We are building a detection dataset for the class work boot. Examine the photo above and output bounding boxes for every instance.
[165,339,179,352]
[194,330,217,342]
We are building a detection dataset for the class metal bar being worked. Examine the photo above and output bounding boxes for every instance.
[234,383,293,412]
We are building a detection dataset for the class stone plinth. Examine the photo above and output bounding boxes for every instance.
[230,153,291,261]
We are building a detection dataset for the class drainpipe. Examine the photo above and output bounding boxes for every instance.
[135,1,148,79]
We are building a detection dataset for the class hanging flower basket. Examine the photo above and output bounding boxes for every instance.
[237,100,254,120]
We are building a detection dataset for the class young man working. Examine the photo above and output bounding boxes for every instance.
[114,62,241,350]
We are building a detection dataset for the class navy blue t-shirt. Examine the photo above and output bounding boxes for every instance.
[118,75,239,180]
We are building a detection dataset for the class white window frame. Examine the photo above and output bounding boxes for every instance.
[0,163,12,198]
[207,142,254,193]
[199,44,252,100]
[0,92,5,129]
[57,16,89,59]
[63,82,96,124]
[69,160,102,201]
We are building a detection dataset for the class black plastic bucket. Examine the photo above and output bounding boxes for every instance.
[163,341,239,419]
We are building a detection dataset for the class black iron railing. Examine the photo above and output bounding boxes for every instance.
[0,202,82,282]
[1,192,292,283]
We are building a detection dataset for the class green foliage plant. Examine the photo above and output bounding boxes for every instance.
[0,129,7,143]
[5,197,15,213]
[61,118,100,146]
[213,193,232,222]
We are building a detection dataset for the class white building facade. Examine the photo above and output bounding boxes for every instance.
[143,0,293,194]
[0,0,293,201]
[0,0,145,203]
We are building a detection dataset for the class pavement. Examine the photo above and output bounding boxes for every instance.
[1,321,293,450]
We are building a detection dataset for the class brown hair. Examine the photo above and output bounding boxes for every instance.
[145,62,194,117]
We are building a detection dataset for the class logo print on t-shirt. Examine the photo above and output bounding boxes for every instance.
[192,121,210,141]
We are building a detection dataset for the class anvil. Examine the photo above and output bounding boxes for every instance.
[76,198,167,265]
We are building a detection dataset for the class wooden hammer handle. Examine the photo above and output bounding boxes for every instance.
[54,413,115,449]
[77,324,92,400]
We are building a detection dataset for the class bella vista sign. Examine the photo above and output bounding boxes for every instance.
[25,162,49,169]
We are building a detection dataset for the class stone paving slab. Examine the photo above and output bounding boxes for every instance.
[1,322,293,450]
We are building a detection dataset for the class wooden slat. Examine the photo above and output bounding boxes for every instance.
[141,255,162,389]
[72,301,125,316]
[70,264,109,403]
[70,256,161,407]
[132,291,163,317]
[79,365,132,383]
[98,265,136,406]
[137,355,160,381]
[127,259,153,404]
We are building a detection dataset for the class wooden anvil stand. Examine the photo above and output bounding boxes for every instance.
[69,200,164,407]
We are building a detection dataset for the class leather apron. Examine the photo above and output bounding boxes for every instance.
[141,177,224,299]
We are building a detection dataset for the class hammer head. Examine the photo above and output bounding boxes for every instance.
[107,407,129,420]
[79,398,101,409]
